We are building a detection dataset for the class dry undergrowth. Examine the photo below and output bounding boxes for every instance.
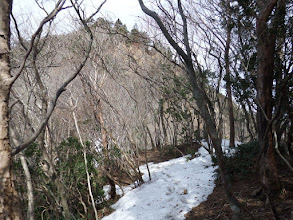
[185,161,293,220]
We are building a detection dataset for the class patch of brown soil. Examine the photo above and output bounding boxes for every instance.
[101,143,202,217]
[109,143,293,220]
[185,163,293,220]
[110,142,201,186]
[139,142,201,165]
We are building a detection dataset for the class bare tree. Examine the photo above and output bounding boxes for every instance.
[0,0,106,218]
[138,0,243,218]
[0,1,66,218]
[223,0,236,147]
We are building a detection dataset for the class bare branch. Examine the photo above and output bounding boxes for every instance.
[12,0,106,156]
[9,0,67,85]
[273,129,293,173]
[85,0,107,23]
[11,12,28,50]
[138,0,189,62]
[177,0,191,59]
[257,0,280,23]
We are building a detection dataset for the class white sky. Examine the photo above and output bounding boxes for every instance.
[100,0,142,29]
[12,0,144,32]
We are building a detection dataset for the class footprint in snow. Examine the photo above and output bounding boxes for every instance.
[166,186,175,195]
[180,197,188,204]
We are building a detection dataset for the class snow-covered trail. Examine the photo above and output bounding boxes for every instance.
[102,147,217,220]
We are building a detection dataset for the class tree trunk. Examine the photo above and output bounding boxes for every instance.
[98,100,116,200]
[247,100,257,135]
[240,103,254,141]
[186,64,242,219]
[256,0,281,193]
[0,0,23,218]
[39,89,71,219]
[196,115,201,140]
[223,0,235,148]
[145,125,156,150]
[160,102,168,145]
[42,146,71,219]
[224,15,235,148]
[138,1,242,218]
[0,87,23,220]
[20,154,35,220]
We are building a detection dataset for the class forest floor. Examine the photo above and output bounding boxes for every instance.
[142,143,293,220]
[102,143,293,219]
[185,156,293,220]
[101,142,216,220]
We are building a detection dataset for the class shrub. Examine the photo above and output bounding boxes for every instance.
[214,141,259,180]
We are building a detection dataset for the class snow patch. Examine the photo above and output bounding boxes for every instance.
[102,146,217,220]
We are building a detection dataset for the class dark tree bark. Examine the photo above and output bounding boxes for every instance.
[256,0,281,193]
[160,101,168,145]
[240,103,254,141]
[224,0,235,148]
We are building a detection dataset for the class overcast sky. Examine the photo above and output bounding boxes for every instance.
[101,0,143,29]
[13,0,144,32]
